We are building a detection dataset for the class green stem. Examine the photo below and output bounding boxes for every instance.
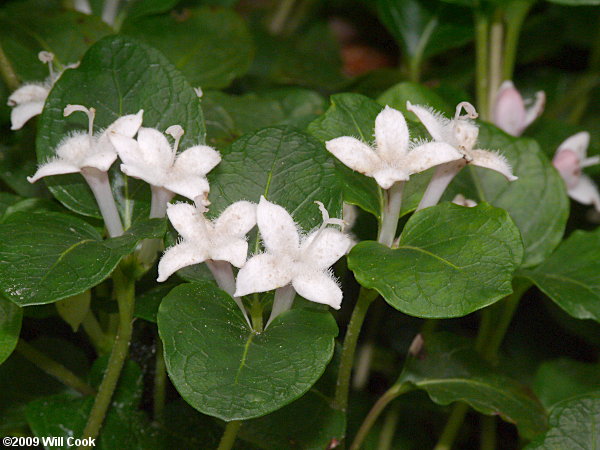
[217,420,242,450]
[480,415,496,450]
[333,288,379,413]
[409,18,438,83]
[16,340,95,396]
[350,383,412,450]
[249,296,264,333]
[0,41,19,91]
[475,13,490,120]
[433,402,470,450]
[79,268,135,448]
[488,17,504,119]
[153,336,167,423]
[81,311,111,354]
[502,1,533,80]
[378,402,401,450]
[377,182,404,247]
[268,0,296,35]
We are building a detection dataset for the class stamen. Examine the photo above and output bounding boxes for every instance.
[194,193,210,210]
[64,104,96,138]
[314,201,345,228]
[38,51,55,80]
[166,125,184,153]
[582,156,600,168]
[455,102,478,120]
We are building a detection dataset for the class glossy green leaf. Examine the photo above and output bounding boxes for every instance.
[123,7,253,89]
[2,198,64,222]
[376,0,473,61]
[348,203,523,318]
[521,228,600,322]
[534,359,600,409]
[37,35,205,222]
[308,93,383,218]
[0,297,22,365]
[0,193,22,218]
[377,82,452,117]
[0,0,111,81]
[0,212,166,306]
[239,391,345,450]
[449,125,569,268]
[157,282,338,421]
[399,333,548,439]
[208,126,342,231]
[134,284,176,323]
[526,392,600,449]
[203,88,325,147]
[55,291,91,332]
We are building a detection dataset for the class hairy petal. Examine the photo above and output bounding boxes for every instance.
[157,241,207,282]
[256,196,300,255]
[173,145,221,176]
[209,239,249,268]
[137,127,173,169]
[301,228,351,270]
[10,101,45,130]
[292,270,343,309]
[234,253,293,296]
[214,201,257,237]
[372,167,408,189]
[27,160,80,183]
[166,202,209,242]
[163,174,210,202]
[326,136,379,175]
[375,106,409,162]
[105,110,144,139]
[406,142,463,174]
[470,149,518,181]
[406,101,447,142]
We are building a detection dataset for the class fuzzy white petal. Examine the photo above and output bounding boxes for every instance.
[110,134,142,166]
[372,167,408,189]
[375,106,409,162]
[406,142,463,174]
[567,174,600,212]
[406,101,447,142]
[209,239,249,268]
[166,202,208,242]
[173,145,221,176]
[137,128,173,169]
[292,270,342,309]
[81,150,118,172]
[27,160,80,183]
[10,101,45,130]
[257,196,300,255]
[557,132,590,162]
[301,228,351,270]
[234,253,293,297]
[214,201,257,237]
[163,174,210,202]
[326,136,379,175]
[470,149,518,181]
[105,110,144,139]
[8,84,48,105]
[157,241,208,282]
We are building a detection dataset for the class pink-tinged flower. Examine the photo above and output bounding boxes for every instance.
[492,81,545,137]
[235,197,351,310]
[325,106,463,190]
[157,201,257,282]
[553,132,600,212]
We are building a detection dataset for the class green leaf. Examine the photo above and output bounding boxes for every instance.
[2,198,64,222]
[449,125,569,268]
[377,82,452,117]
[520,228,600,322]
[399,333,548,439]
[0,193,22,218]
[157,282,338,421]
[308,93,384,218]
[545,0,600,5]
[134,284,176,323]
[124,0,180,20]
[55,291,91,332]
[376,0,473,61]
[534,359,600,409]
[37,35,205,222]
[239,391,345,450]
[526,392,600,449]
[123,7,253,89]
[0,212,166,306]
[348,203,523,318]
[202,88,326,147]
[208,126,342,231]
[0,297,22,365]
[0,0,111,81]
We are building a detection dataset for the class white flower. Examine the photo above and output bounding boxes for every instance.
[157,201,257,282]
[27,105,143,183]
[492,81,545,137]
[325,106,463,189]
[452,194,478,207]
[407,101,518,181]
[553,131,600,212]
[234,197,351,309]
[7,52,78,131]
[109,124,221,205]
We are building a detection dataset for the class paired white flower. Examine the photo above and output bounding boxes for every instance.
[28,105,143,183]
[7,52,78,131]
[325,106,463,189]
[109,125,221,206]
[157,201,257,282]
[492,81,545,137]
[553,132,600,212]
[234,197,351,310]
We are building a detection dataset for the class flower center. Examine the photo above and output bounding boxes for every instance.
[64,104,96,145]
[166,125,184,167]
[302,201,345,256]
[452,102,479,158]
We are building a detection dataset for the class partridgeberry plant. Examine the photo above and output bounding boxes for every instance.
[0,1,599,450]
